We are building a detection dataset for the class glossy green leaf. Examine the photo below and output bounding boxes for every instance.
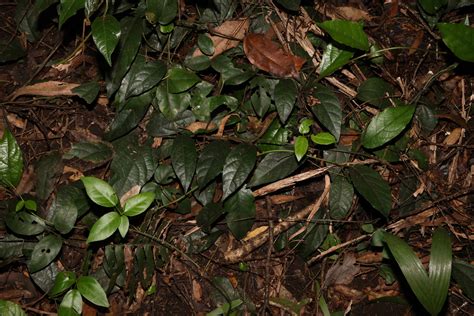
[72,81,100,104]
[258,118,290,151]
[64,141,113,163]
[196,141,231,188]
[35,152,63,201]
[0,300,27,316]
[81,176,118,208]
[125,59,167,98]
[275,79,297,123]
[184,55,211,71]
[198,34,214,55]
[24,199,37,212]
[77,276,109,307]
[298,118,313,135]
[49,271,76,298]
[58,289,82,316]
[452,260,474,300]
[211,55,254,85]
[357,77,395,109]
[416,104,438,135]
[147,110,196,137]
[224,187,255,239]
[310,132,336,145]
[91,15,120,66]
[329,174,354,219]
[274,0,300,11]
[118,215,129,238]
[438,23,474,62]
[294,136,308,161]
[222,144,257,200]
[349,165,391,217]
[319,20,369,51]
[167,67,200,93]
[318,43,354,79]
[0,129,23,188]
[50,185,89,234]
[249,152,299,187]
[58,0,85,29]
[196,202,225,233]
[150,0,178,25]
[311,85,342,141]
[171,135,197,192]
[156,84,191,119]
[123,192,155,217]
[28,235,63,273]
[362,105,415,149]
[419,0,447,14]
[87,212,121,243]
[85,0,100,17]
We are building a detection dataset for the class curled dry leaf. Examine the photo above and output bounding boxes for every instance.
[185,121,217,133]
[193,19,249,58]
[243,33,306,78]
[10,81,80,100]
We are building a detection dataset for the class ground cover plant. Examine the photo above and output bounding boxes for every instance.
[0,0,473,315]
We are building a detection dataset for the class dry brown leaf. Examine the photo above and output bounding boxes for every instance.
[7,113,26,129]
[186,121,217,133]
[444,128,462,145]
[120,185,141,207]
[333,6,373,21]
[324,254,360,287]
[63,165,84,181]
[193,19,249,58]
[243,33,306,78]
[10,81,80,100]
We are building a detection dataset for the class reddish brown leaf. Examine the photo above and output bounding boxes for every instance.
[243,33,305,78]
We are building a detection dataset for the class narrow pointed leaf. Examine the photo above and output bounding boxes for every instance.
[249,152,299,187]
[294,136,308,161]
[0,128,23,188]
[311,85,342,141]
[222,144,257,200]
[275,79,297,123]
[224,187,255,239]
[196,141,231,188]
[91,15,121,66]
[171,135,197,192]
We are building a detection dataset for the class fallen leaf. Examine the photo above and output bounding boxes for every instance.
[324,254,360,287]
[7,113,26,129]
[63,165,84,181]
[10,81,81,100]
[332,6,373,21]
[193,19,249,58]
[243,33,306,78]
[444,128,462,145]
[185,121,217,133]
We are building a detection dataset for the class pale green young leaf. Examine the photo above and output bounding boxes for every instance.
[0,128,23,188]
[118,215,129,238]
[294,136,308,161]
[58,289,82,316]
[123,192,155,217]
[81,176,118,207]
[87,212,121,243]
[77,276,109,307]
[310,132,336,145]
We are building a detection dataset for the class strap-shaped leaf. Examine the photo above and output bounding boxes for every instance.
[171,135,197,192]
[28,235,63,273]
[222,144,257,200]
[77,276,109,307]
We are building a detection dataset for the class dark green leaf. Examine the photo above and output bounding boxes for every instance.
[28,235,63,273]
[196,202,225,233]
[438,23,474,62]
[329,174,354,219]
[58,289,82,316]
[349,165,391,217]
[294,136,308,161]
[49,271,76,298]
[275,79,297,123]
[0,129,23,188]
[319,20,369,51]
[50,185,89,234]
[249,152,299,187]
[357,78,395,109]
[275,0,300,11]
[146,110,195,137]
[30,261,58,293]
[318,43,354,79]
[419,0,447,14]
[0,38,26,63]
[362,105,415,149]
[311,85,342,141]
[416,104,438,135]
[5,210,45,236]
[0,300,27,316]
[77,276,109,307]
[198,34,214,55]
[91,15,120,66]
[64,141,113,163]
[154,164,175,184]
[310,132,336,145]
[167,67,200,93]
[156,84,191,119]
[196,141,231,188]
[258,118,290,151]
[222,144,257,199]
[125,59,167,98]
[150,0,178,25]
[194,180,216,205]
[72,81,100,104]
[85,0,100,17]
[171,135,197,192]
[123,192,155,217]
[452,260,474,300]
[58,0,85,29]
[224,187,255,239]
[35,152,63,201]
[87,212,121,243]
[81,176,118,208]
[185,55,211,71]
[297,213,328,259]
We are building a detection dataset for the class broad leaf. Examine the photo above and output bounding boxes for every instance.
[294,136,308,161]
[85,0,100,17]
[171,135,197,192]
[72,81,100,104]
[156,84,191,119]
[167,67,200,93]
[224,187,255,239]
[148,0,178,25]
[0,128,23,188]
[50,185,89,234]
[357,77,395,109]
[118,215,129,238]
[297,212,328,259]
[438,23,474,62]
[6,210,45,236]
[87,212,121,243]
[0,38,26,63]
[58,289,82,316]
[419,0,447,14]
[185,55,211,71]
[123,192,155,217]
[125,59,167,98]
[319,20,369,51]
[249,151,299,187]
[349,165,391,217]
[311,132,336,145]
[49,271,76,298]
[196,202,225,233]
[81,176,118,208]
[35,152,63,201]
[147,110,196,137]
[0,300,27,316]
[275,0,300,11]
[318,43,354,79]
[58,0,85,29]
[275,79,297,123]
[311,85,342,141]
[76,276,109,307]
[196,141,231,188]
[222,144,257,200]
[64,140,113,163]
[329,174,354,219]
[198,34,214,55]
[28,235,63,273]
[362,105,415,149]
[91,15,121,66]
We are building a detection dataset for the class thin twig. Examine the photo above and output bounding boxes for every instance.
[308,235,370,265]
